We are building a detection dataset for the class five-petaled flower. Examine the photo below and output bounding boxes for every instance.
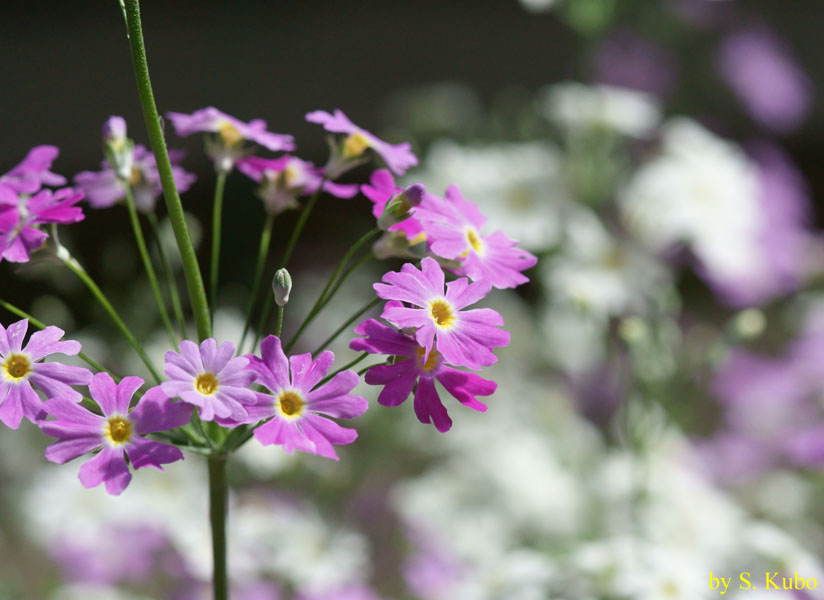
[161,339,257,422]
[374,257,510,370]
[0,319,92,429]
[306,109,418,177]
[243,335,368,460]
[41,373,192,495]
[351,316,496,432]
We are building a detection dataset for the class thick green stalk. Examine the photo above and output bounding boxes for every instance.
[210,172,228,321]
[284,229,378,353]
[123,0,211,341]
[237,211,276,353]
[146,212,187,339]
[61,258,162,384]
[0,299,116,379]
[207,456,229,600]
[311,297,381,356]
[124,186,177,346]
[252,187,323,348]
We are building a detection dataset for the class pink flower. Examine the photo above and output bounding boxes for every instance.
[360,169,425,242]
[373,257,509,370]
[236,155,357,214]
[244,335,368,460]
[0,319,92,429]
[351,317,495,432]
[306,109,417,176]
[416,185,537,289]
[0,186,85,263]
[41,374,192,495]
[160,339,256,422]
[168,107,295,172]
[1,145,66,195]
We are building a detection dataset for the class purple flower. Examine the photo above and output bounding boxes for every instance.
[1,145,66,195]
[593,30,676,98]
[717,26,812,133]
[351,317,495,432]
[0,186,85,263]
[374,257,509,370]
[168,107,295,172]
[41,373,192,495]
[236,155,357,214]
[102,116,128,147]
[0,319,92,429]
[306,109,417,176]
[360,169,425,243]
[161,339,256,422]
[415,185,537,289]
[75,144,196,213]
[243,335,368,460]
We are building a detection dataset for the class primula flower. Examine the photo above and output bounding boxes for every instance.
[415,185,537,289]
[351,317,496,432]
[361,169,425,243]
[374,257,509,370]
[236,155,356,214]
[167,107,295,172]
[1,145,66,194]
[0,186,85,263]
[75,144,196,213]
[243,335,368,460]
[161,338,256,422]
[306,109,417,176]
[0,319,92,429]
[41,373,192,495]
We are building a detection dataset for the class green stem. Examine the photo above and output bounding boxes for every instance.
[124,186,177,346]
[123,0,211,341]
[210,172,227,321]
[61,257,162,384]
[252,186,324,349]
[0,299,117,379]
[317,352,368,387]
[310,297,381,356]
[284,230,378,353]
[207,455,229,600]
[276,305,284,338]
[146,211,187,339]
[237,211,276,353]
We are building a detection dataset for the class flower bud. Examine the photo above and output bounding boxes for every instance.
[102,116,134,181]
[377,183,425,230]
[272,268,292,307]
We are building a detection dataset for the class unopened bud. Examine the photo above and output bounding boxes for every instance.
[377,183,426,230]
[102,116,134,181]
[272,268,292,307]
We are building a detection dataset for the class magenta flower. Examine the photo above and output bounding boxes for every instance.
[243,335,368,460]
[351,317,495,432]
[1,145,66,194]
[41,373,192,495]
[0,186,85,263]
[168,107,295,172]
[306,109,417,176]
[75,144,196,213]
[0,319,92,429]
[374,257,509,370]
[415,185,537,289]
[161,339,256,423]
[360,169,425,242]
[717,26,812,133]
[236,155,357,214]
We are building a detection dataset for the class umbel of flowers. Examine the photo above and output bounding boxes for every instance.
[0,4,535,596]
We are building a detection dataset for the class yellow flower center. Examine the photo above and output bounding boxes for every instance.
[128,166,143,187]
[195,372,219,395]
[276,389,305,419]
[342,132,371,159]
[217,120,243,147]
[429,298,457,330]
[415,347,441,372]
[280,163,300,188]
[465,227,484,255]
[3,353,32,381]
[104,415,133,446]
